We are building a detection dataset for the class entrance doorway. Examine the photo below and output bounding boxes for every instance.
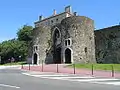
[53,47,61,64]
[33,53,37,64]
[65,48,71,63]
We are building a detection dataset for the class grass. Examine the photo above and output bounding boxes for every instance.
[69,64,120,72]
[0,61,26,66]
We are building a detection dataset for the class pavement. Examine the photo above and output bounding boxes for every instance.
[0,66,120,90]
[22,64,120,78]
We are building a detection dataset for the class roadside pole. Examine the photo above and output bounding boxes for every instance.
[92,64,94,76]
[111,65,114,77]
[29,64,30,70]
[73,63,76,74]
[21,63,23,69]
[0,56,1,64]
[56,64,59,73]
[42,60,43,72]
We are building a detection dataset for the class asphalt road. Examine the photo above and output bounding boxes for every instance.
[0,68,120,90]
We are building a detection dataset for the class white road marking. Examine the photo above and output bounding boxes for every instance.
[22,72,120,86]
[0,84,20,88]
[92,82,120,86]
[49,76,95,79]
[22,73,69,76]
[77,78,119,82]
[32,74,69,77]
[22,73,94,78]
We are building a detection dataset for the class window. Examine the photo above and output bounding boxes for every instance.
[56,18,58,22]
[68,40,70,45]
[33,46,38,51]
[65,40,67,46]
[84,47,87,53]
[51,20,53,23]
[36,46,38,50]
[54,29,60,38]
[65,39,72,46]
[34,47,35,51]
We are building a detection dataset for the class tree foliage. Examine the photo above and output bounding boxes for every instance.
[0,25,33,64]
[17,25,33,42]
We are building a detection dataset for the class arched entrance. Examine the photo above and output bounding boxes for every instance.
[33,53,37,64]
[65,48,71,63]
[53,47,61,64]
[53,27,62,64]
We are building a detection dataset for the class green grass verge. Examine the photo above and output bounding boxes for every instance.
[69,64,120,72]
[0,61,26,66]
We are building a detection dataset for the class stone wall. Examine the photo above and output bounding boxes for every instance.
[61,16,96,63]
[30,13,120,64]
[32,26,52,64]
[31,16,96,64]
[95,25,120,63]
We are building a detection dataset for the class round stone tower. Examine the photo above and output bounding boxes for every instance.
[32,26,52,64]
[61,16,96,63]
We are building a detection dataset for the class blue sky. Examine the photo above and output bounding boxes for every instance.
[0,0,120,42]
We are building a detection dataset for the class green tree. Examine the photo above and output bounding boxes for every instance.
[0,25,33,64]
[17,25,33,43]
[0,39,28,64]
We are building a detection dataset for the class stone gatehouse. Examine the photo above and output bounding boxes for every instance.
[29,6,96,64]
[28,6,120,64]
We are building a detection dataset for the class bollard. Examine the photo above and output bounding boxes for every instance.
[111,65,114,77]
[42,60,43,72]
[56,64,59,73]
[29,64,30,70]
[21,63,23,69]
[92,64,94,76]
[73,64,76,74]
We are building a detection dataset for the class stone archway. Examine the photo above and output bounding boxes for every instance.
[65,48,71,63]
[33,53,38,64]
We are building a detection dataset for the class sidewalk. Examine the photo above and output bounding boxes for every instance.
[21,64,120,78]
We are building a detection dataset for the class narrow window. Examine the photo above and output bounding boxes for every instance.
[68,40,70,45]
[65,40,67,46]
[34,47,35,51]
[84,47,87,53]
[56,18,58,22]
[36,46,38,50]
[51,20,53,23]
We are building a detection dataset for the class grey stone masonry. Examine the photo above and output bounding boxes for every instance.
[28,6,120,64]
[28,6,97,64]
[61,16,96,63]
[30,16,96,64]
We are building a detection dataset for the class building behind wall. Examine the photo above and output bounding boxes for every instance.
[28,6,96,64]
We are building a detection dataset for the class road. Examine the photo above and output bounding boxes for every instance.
[0,67,120,90]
